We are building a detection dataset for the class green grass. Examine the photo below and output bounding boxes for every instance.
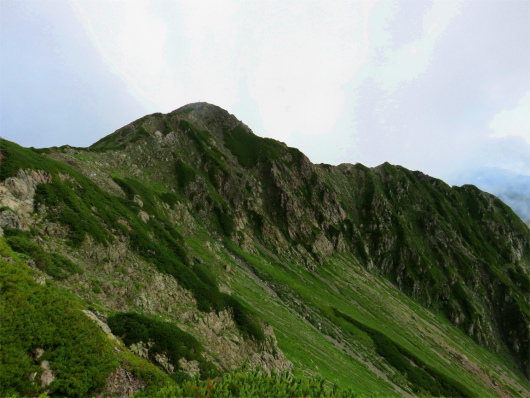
[0,239,117,397]
[223,242,526,397]
[332,308,474,397]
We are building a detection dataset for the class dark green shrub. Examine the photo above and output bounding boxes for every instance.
[2,228,34,239]
[34,180,109,247]
[139,364,357,397]
[159,192,179,207]
[223,294,265,342]
[6,236,82,279]
[1,139,60,180]
[0,260,117,397]
[108,313,217,379]
[175,160,198,191]
[163,120,173,135]
[129,126,150,143]
[224,124,284,168]
[215,207,234,236]
[170,371,192,383]
[30,147,51,155]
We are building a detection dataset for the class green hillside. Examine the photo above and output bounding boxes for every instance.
[1,102,528,397]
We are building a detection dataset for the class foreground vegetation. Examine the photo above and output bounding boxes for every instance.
[140,364,363,398]
[0,240,117,397]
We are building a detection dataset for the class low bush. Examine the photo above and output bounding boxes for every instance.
[138,364,359,397]
[223,124,284,168]
[108,312,218,379]
[5,235,82,279]
[215,207,235,237]
[0,255,117,397]
[175,160,198,191]
[159,192,179,207]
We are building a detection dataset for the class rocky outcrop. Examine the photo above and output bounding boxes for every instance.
[28,349,55,390]
[0,169,52,216]
[0,209,30,232]
[103,367,146,398]
[190,309,292,373]
[129,341,152,360]
[82,310,118,342]
[39,360,55,388]
[178,358,199,377]
[248,326,293,374]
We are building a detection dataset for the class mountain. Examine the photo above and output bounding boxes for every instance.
[447,168,530,223]
[1,102,529,397]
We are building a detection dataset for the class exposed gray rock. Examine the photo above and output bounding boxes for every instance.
[0,169,52,215]
[104,367,146,398]
[129,341,153,360]
[139,210,150,223]
[40,360,55,387]
[0,209,30,231]
[82,310,118,342]
[154,353,174,374]
[178,358,200,377]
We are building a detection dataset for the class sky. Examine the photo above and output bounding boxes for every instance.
[1,0,529,184]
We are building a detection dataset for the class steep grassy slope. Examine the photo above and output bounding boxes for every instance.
[0,238,173,397]
[1,102,529,396]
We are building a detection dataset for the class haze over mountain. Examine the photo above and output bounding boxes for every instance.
[1,103,529,397]
[447,168,530,224]
[1,1,529,185]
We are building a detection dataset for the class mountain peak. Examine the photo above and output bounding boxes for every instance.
[89,102,245,150]
[2,104,529,396]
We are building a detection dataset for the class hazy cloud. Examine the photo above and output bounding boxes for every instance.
[370,0,462,92]
[1,0,528,184]
[244,1,376,140]
[70,0,180,111]
[490,91,530,145]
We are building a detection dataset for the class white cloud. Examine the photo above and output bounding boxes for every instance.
[177,0,241,110]
[69,0,462,146]
[69,0,527,185]
[70,0,244,113]
[371,0,462,91]
[489,91,530,144]
[69,0,184,111]
[245,1,376,141]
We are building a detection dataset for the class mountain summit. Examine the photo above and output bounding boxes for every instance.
[1,103,529,397]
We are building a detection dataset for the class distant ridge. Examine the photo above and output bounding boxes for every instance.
[1,103,528,396]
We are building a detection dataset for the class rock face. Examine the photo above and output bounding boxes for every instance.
[0,169,52,215]
[40,360,55,388]
[0,169,53,235]
[178,358,199,377]
[0,209,30,232]
[104,367,146,398]
[82,310,118,342]
[1,102,528,390]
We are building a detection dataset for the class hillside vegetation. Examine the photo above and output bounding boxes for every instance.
[1,102,528,397]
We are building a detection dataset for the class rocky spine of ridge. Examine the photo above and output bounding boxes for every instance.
[1,102,529,385]
[87,102,529,375]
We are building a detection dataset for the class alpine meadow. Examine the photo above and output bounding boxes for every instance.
[1,103,529,397]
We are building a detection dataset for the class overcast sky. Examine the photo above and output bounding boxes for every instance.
[1,0,529,183]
